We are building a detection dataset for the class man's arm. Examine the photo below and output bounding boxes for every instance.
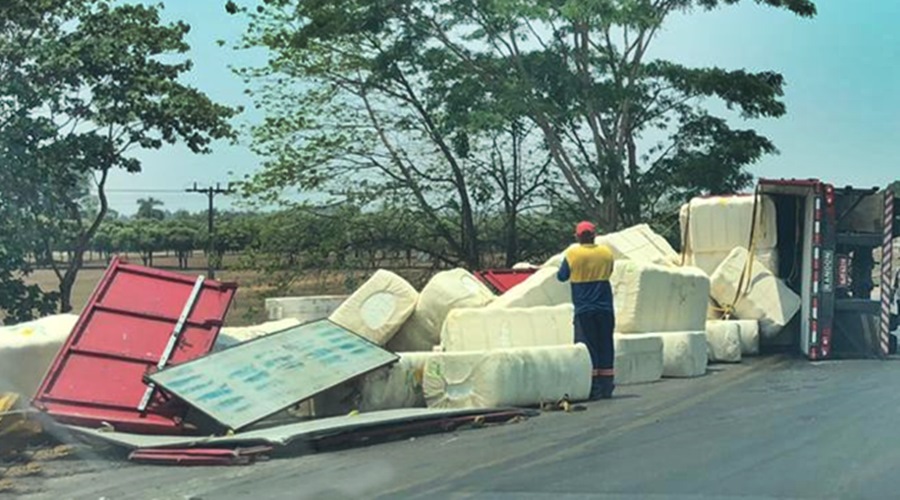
[557,257,571,282]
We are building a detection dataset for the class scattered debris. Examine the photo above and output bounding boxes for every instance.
[3,462,42,478]
[539,396,587,413]
[30,445,73,462]
[128,446,273,466]
[0,479,14,494]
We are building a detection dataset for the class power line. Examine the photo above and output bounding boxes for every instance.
[105,189,187,194]
[185,182,236,279]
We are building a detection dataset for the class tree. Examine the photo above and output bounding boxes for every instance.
[164,221,200,269]
[401,0,815,229]
[233,0,558,269]
[0,1,236,312]
[0,202,59,324]
[136,197,166,221]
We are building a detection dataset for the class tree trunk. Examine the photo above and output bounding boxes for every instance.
[59,277,74,313]
[504,208,519,268]
[57,250,85,314]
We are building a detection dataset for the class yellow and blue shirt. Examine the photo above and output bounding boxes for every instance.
[556,243,615,314]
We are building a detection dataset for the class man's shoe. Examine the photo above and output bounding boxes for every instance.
[589,382,612,401]
[600,382,615,399]
[589,376,614,400]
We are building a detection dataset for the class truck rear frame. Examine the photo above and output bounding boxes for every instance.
[757,178,898,360]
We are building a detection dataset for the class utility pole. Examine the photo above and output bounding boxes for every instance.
[186,182,234,279]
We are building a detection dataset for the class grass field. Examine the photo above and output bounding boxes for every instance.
[20,253,433,327]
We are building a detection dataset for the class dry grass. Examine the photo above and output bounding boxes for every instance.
[3,462,42,478]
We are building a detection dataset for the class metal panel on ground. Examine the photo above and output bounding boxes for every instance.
[32,257,236,434]
[149,319,399,431]
[65,407,529,450]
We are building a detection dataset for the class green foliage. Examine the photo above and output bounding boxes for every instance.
[230,0,815,284]
[0,211,59,324]
[136,198,167,221]
[403,0,813,228]
[233,0,566,269]
[0,0,236,313]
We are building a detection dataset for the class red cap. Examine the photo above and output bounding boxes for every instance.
[575,221,596,236]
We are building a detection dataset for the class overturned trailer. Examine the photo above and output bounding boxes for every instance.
[757,178,899,360]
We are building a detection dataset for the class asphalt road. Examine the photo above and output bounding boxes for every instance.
[17,355,900,500]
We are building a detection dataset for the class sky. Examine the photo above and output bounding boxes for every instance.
[104,0,900,215]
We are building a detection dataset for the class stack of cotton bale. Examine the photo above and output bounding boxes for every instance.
[309,215,784,413]
[680,194,801,352]
[680,195,780,277]
[497,224,709,382]
[396,269,593,409]
[608,260,711,377]
[319,265,597,410]
[320,267,572,414]
[709,247,801,344]
[426,302,593,408]
[541,224,681,270]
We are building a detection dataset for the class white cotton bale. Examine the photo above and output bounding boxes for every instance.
[487,267,571,309]
[737,320,761,355]
[686,248,780,279]
[710,247,801,339]
[386,268,495,352]
[215,318,302,351]
[541,243,579,269]
[596,224,679,267]
[680,195,778,254]
[265,295,347,322]
[614,334,664,385]
[705,321,742,363]
[422,344,592,408]
[357,352,439,411]
[628,332,708,378]
[441,304,573,352]
[731,319,760,355]
[0,314,79,397]
[541,253,564,269]
[387,314,435,353]
[611,261,709,334]
[328,269,418,345]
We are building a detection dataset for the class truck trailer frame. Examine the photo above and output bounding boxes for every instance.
[757,178,899,360]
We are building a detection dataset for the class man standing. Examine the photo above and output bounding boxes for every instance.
[556,221,616,400]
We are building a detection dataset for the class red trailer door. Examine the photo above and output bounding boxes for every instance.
[32,257,236,434]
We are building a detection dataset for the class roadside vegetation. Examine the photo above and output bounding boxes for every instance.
[1,0,819,323]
